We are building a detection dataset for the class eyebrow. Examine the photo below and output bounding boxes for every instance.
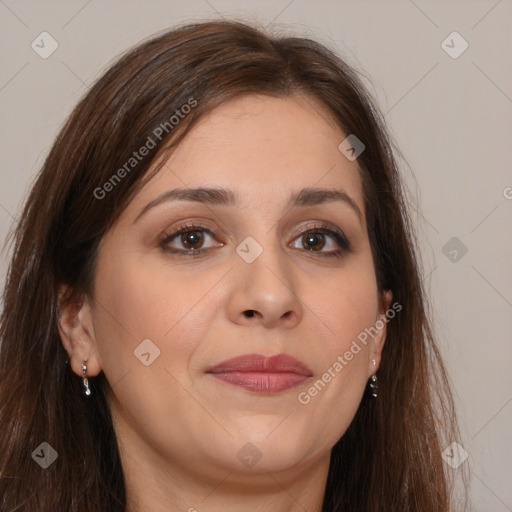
[133,186,364,225]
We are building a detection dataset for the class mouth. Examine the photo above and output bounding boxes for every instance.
[205,353,313,394]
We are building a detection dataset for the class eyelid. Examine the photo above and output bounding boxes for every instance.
[293,221,349,243]
[160,221,218,241]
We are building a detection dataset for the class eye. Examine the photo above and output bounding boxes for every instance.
[159,223,223,255]
[159,222,352,258]
[290,224,352,258]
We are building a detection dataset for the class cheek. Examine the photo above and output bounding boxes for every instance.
[90,251,215,375]
[90,253,226,443]
[295,257,379,440]
[305,254,379,350]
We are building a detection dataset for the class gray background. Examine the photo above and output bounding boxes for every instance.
[1,1,511,510]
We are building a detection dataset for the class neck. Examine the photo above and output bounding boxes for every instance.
[121,442,330,512]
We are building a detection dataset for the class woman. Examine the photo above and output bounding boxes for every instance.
[0,20,462,511]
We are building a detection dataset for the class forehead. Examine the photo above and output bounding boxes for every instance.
[132,94,365,214]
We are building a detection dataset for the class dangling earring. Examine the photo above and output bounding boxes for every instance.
[82,361,92,396]
[368,374,378,398]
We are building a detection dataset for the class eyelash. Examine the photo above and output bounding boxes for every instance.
[159,222,353,259]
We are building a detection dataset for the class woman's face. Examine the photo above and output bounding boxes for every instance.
[75,94,389,482]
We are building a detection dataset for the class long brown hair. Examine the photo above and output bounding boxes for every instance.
[0,19,461,511]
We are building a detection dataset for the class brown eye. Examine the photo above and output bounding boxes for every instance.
[160,225,223,255]
[302,232,326,251]
[181,230,204,250]
[291,226,352,258]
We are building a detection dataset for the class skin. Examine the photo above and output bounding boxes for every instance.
[59,93,391,512]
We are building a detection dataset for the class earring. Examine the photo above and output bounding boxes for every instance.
[368,374,378,398]
[81,361,92,396]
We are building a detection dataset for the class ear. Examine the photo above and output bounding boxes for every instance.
[367,289,393,377]
[57,285,102,378]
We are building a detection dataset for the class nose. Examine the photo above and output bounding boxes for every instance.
[226,244,303,329]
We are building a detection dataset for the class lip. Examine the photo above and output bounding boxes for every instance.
[205,353,313,394]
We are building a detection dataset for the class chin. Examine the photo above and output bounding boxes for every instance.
[226,430,319,473]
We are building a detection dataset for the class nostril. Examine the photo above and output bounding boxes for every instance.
[244,310,256,318]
